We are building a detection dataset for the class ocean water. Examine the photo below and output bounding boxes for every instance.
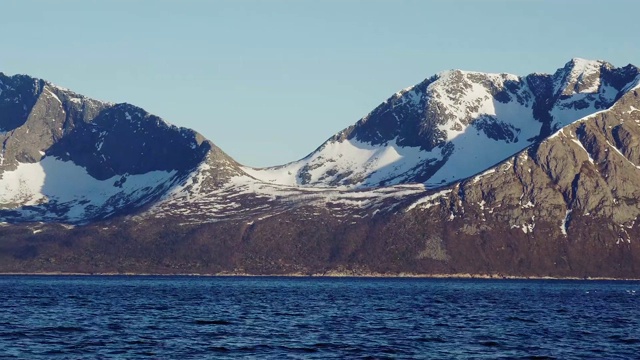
[0,276,638,359]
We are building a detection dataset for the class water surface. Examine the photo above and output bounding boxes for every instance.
[0,276,638,359]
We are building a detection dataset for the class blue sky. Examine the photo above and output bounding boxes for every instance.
[1,0,638,167]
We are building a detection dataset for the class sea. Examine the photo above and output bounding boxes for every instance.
[0,276,638,359]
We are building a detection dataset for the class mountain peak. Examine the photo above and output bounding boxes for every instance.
[567,57,606,67]
[554,58,611,96]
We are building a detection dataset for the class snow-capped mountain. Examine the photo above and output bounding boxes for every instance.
[3,59,637,225]
[244,58,640,189]
[0,73,241,223]
[2,59,640,278]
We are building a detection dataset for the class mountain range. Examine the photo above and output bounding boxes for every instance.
[1,58,639,278]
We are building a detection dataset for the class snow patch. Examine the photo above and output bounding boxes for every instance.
[522,201,534,209]
[406,189,452,211]
[561,209,572,236]
[554,58,603,96]
[521,223,535,234]
[571,139,595,164]
[0,157,177,222]
[243,138,441,188]
[606,140,640,168]
[44,87,62,105]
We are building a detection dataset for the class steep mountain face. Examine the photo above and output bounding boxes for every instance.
[1,59,640,278]
[0,73,242,223]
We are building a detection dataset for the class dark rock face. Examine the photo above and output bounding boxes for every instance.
[342,76,439,149]
[0,73,42,132]
[0,78,210,178]
[473,116,520,142]
[1,60,640,278]
[46,103,211,180]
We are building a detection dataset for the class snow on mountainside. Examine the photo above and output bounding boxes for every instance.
[1,59,639,225]
[0,73,241,223]
[0,156,178,222]
[153,58,640,224]
[244,58,640,190]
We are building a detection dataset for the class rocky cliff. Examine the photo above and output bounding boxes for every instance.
[1,59,640,278]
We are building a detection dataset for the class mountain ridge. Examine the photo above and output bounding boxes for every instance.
[243,58,640,190]
[1,59,640,278]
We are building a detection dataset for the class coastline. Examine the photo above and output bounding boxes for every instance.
[0,271,638,281]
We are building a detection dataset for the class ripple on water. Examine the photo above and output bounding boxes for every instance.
[506,316,538,324]
[193,319,233,325]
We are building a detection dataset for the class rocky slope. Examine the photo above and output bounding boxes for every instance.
[1,59,640,278]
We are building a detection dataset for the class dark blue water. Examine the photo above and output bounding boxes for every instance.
[0,276,639,359]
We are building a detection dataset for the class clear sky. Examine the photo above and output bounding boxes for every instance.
[1,0,638,167]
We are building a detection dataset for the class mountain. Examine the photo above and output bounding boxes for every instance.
[244,58,638,188]
[1,59,640,278]
[0,74,242,223]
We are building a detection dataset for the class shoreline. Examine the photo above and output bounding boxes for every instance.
[0,271,638,281]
